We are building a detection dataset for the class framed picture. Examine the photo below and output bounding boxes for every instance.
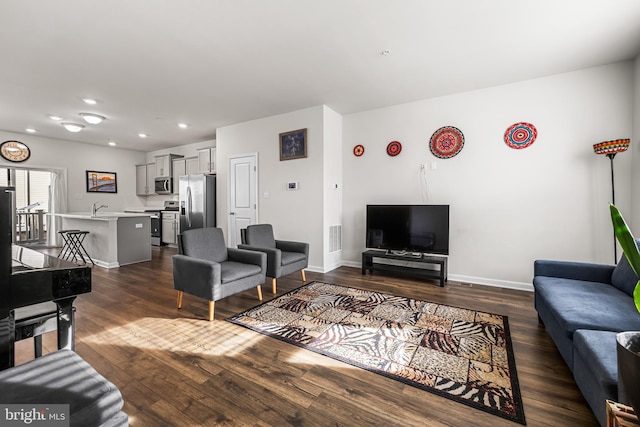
[86,170,117,193]
[279,128,307,161]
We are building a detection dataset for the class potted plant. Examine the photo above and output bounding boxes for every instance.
[610,204,640,414]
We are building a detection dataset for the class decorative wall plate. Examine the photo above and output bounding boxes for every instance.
[504,122,537,149]
[430,126,464,158]
[353,144,365,157]
[386,141,402,156]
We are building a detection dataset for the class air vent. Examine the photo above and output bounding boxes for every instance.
[329,225,342,253]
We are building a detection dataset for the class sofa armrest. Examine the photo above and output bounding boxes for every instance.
[276,240,309,258]
[172,255,220,300]
[534,259,615,284]
[228,248,267,272]
[237,245,279,274]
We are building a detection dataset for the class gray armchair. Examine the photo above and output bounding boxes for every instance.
[238,224,309,294]
[172,227,266,321]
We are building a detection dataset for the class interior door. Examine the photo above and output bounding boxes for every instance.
[228,154,257,247]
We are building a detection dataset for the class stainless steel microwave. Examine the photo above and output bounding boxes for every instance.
[154,177,172,194]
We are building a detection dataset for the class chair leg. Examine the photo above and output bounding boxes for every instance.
[34,335,43,358]
[177,291,183,309]
[208,301,215,321]
[257,285,263,301]
[271,278,277,294]
[301,269,306,282]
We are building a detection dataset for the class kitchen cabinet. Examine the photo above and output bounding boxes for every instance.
[197,147,216,174]
[135,163,156,196]
[161,211,179,246]
[172,156,199,194]
[154,154,183,178]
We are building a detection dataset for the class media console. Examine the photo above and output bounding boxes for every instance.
[361,249,447,287]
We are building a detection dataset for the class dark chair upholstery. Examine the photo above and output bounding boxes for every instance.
[238,224,309,294]
[172,227,266,321]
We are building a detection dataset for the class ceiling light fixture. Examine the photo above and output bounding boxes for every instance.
[108,141,116,147]
[178,123,188,129]
[79,113,106,125]
[138,133,148,138]
[82,98,97,105]
[61,122,85,133]
[48,115,64,121]
[25,128,37,133]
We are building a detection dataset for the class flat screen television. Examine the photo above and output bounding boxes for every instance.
[366,204,450,255]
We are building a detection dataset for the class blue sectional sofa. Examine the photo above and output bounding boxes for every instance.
[533,255,640,426]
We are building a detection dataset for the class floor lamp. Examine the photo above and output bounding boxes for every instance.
[593,138,631,263]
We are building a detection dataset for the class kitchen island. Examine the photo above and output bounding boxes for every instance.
[55,212,151,268]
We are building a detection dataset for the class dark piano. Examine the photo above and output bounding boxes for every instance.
[1,186,91,370]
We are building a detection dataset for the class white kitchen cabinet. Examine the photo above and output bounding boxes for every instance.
[161,211,179,245]
[155,154,183,178]
[135,163,156,196]
[172,156,199,194]
[197,147,216,174]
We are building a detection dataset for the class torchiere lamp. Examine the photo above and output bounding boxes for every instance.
[593,138,631,262]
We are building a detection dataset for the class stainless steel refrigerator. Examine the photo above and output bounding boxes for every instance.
[179,174,216,234]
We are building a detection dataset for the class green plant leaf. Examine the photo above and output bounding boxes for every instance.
[610,204,640,313]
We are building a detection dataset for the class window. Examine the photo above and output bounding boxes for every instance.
[0,168,51,212]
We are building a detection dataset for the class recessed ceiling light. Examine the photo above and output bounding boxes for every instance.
[108,141,116,147]
[138,133,148,138]
[178,123,188,129]
[79,113,106,124]
[82,98,97,105]
[25,128,37,133]
[48,115,64,121]
[381,49,391,55]
[61,122,85,132]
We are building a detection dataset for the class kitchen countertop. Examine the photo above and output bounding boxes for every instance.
[54,212,152,220]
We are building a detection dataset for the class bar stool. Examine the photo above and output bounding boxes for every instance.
[59,230,94,265]
[14,302,76,359]
[58,229,80,260]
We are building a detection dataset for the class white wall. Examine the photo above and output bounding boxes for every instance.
[0,131,147,212]
[342,62,635,289]
[632,54,640,231]
[322,106,343,271]
[216,106,325,270]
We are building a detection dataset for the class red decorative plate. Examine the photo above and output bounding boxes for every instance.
[386,141,402,156]
[504,122,537,149]
[430,126,464,159]
[353,144,365,157]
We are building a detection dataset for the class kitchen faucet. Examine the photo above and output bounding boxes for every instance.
[92,203,108,216]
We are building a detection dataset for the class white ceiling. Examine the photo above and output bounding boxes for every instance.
[2,0,640,152]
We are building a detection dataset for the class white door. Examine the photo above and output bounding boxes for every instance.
[228,153,257,247]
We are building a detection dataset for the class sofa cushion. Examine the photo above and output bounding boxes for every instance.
[534,276,640,335]
[612,255,639,297]
[572,330,620,427]
[220,261,262,283]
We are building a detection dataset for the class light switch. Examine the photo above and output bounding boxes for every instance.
[263,192,270,198]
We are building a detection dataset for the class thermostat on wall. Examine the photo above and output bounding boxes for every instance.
[287,182,299,190]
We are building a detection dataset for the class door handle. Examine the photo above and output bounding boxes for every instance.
[230,212,235,215]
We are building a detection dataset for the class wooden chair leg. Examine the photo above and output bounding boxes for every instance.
[271,278,277,294]
[257,285,263,301]
[208,301,215,321]
[301,269,306,282]
[177,291,183,309]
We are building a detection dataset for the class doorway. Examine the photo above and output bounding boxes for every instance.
[228,153,258,247]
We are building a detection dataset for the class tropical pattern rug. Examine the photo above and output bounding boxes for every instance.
[227,281,526,425]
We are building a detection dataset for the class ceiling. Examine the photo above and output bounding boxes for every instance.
[2,1,640,152]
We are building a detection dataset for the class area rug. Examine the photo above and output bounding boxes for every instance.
[227,281,526,424]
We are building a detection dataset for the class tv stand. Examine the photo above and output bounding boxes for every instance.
[361,250,447,287]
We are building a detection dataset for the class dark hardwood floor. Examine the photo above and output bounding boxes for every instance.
[15,246,598,426]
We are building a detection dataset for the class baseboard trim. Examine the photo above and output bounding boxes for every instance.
[336,261,533,292]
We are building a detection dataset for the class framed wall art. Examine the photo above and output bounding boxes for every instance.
[86,170,117,193]
[279,128,307,161]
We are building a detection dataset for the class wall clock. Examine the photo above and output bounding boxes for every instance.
[0,140,31,162]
